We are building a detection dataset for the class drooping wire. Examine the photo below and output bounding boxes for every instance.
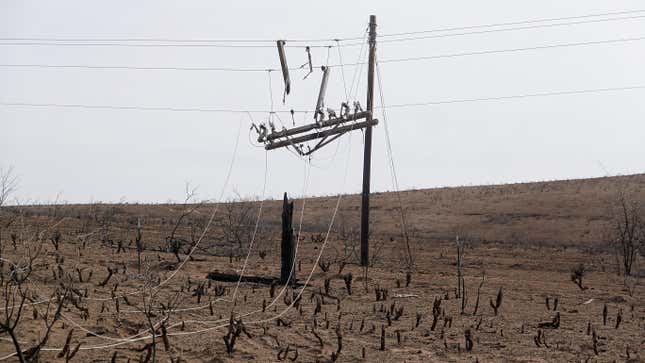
[5,119,243,305]
[230,150,269,305]
[59,312,165,342]
[98,120,240,301]
[175,155,312,323]
[347,30,369,101]
[172,126,354,333]
[336,39,349,104]
[99,99,360,351]
[242,132,352,326]
[0,115,246,341]
[375,57,413,269]
[104,147,267,318]
[261,157,311,313]
[136,115,243,294]
[4,140,325,356]
[3,61,348,346]
[35,125,267,345]
[1,97,357,357]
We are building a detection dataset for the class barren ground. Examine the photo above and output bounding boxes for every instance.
[1,174,644,362]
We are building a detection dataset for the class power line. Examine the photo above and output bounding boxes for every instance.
[2,9,643,45]
[2,85,643,115]
[384,85,645,108]
[0,102,308,114]
[0,64,306,72]
[0,57,290,75]
[0,120,356,358]
[377,8,645,38]
[2,14,642,50]
[0,41,341,49]
[0,117,247,311]
[375,57,413,267]
[375,36,645,65]
[3,14,642,49]
[369,15,645,45]
[3,36,642,73]
[0,36,360,44]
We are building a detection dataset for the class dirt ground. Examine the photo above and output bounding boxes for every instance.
[1,174,644,362]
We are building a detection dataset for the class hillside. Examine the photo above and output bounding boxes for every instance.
[17,173,645,248]
[1,174,644,362]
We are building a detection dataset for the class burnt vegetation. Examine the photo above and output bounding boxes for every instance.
[0,168,643,361]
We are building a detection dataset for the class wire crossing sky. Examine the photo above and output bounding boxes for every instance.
[1,0,644,204]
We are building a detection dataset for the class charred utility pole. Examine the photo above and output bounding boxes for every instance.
[281,193,295,285]
[256,15,379,268]
[360,15,377,267]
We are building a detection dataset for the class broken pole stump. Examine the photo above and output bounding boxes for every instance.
[281,192,296,286]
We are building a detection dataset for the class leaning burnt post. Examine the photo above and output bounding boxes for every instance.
[281,193,296,286]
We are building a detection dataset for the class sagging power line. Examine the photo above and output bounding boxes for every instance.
[2,85,644,115]
[3,35,642,73]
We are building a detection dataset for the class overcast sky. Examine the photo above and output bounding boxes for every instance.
[1,1,644,204]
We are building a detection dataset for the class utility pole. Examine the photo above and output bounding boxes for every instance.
[256,16,379,268]
[360,15,377,267]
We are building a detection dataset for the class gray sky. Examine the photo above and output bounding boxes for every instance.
[1,1,644,204]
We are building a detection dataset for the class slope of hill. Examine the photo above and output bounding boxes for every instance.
[15,173,645,248]
[270,173,645,247]
[1,174,644,362]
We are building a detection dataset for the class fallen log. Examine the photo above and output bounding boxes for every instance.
[206,272,303,287]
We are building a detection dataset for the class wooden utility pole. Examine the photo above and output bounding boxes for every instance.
[257,16,379,268]
[360,15,377,267]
